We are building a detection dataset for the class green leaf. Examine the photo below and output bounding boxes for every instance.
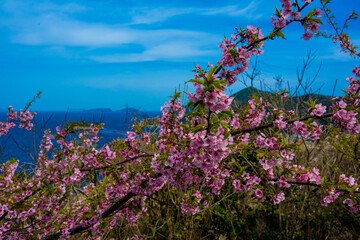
[219,121,229,129]
[186,101,194,109]
[276,30,286,39]
[307,10,315,18]
[187,79,204,85]
[207,65,218,80]
[321,177,326,185]
[228,48,239,58]
[193,125,205,133]
[212,81,224,90]
[217,80,230,85]
[224,131,230,139]
[174,91,181,99]
[193,101,204,110]
[221,110,235,117]
[269,31,276,39]
[274,7,282,17]
[313,18,323,24]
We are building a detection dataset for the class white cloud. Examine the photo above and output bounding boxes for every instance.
[128,1,262,25]
[11,15,136,47]
[202,1,262,19]
[2,0,242,62]
[317,47,356,62]
[130,7,193,25]
[90,41,217,63]
[4,6,220,61]
[8,13,219,61]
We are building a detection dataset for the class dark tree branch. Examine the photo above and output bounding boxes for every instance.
[42,192,136,240]
[231,112,333,136]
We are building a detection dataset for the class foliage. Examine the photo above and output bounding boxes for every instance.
[0,0,360,239]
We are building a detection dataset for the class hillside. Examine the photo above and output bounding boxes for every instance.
[231,87,333,109]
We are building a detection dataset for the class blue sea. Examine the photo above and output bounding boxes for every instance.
[0,110,161,166]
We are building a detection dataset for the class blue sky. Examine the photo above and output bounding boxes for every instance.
[0,0,359,111]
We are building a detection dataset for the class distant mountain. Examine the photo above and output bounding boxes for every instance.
[83,108,112,113]
[231,87,333,109]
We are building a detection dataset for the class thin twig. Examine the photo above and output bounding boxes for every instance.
[80,154,153,172]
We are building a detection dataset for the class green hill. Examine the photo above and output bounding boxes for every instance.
[231,87,333,110]
[231,87,273,104]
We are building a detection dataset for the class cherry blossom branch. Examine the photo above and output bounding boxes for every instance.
[214,1,311,76]
[320,1,360,57]
[0,188,40,222]
[231,112,333,135]
[80,154,154,172]
[43,192,136,240]
[285,180,360,194]
[228,165,359,194]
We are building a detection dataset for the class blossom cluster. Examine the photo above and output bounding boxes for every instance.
[0,0,359,239]
[0,107,36,136]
